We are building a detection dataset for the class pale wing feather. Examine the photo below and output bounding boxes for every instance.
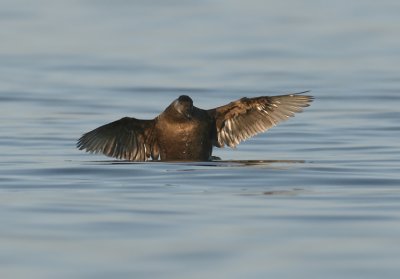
[212,93,313,148]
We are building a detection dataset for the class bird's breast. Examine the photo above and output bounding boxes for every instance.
[155,115,213,161]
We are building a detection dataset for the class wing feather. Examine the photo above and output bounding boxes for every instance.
[77,117,158,161]
[208,92,313,148]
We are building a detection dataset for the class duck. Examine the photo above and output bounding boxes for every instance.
[77,92,313,161]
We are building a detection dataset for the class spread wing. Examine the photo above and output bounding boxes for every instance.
[208,92,313,148]
[77,117,159,161]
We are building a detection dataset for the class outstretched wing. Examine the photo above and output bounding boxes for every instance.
[77,117,159,161]
[208,92,313,148]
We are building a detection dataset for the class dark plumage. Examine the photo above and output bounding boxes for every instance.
[77,92,313,161]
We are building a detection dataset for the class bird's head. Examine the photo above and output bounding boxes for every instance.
[173,95,194,119]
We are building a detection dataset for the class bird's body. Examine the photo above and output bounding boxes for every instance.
[155,105,214,161]
[77,92,313,161]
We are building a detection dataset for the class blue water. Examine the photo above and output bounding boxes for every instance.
[1,1,400,278]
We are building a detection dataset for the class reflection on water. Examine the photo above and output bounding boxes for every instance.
[90,159,305,166]
[1,0,400,278]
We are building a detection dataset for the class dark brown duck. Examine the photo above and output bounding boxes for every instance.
[77,92,313,161]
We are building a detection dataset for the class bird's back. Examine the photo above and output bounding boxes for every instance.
[155,107,214,161]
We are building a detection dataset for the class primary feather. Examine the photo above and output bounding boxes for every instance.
[208,92,313,148]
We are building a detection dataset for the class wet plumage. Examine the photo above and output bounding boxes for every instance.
[77,92,313,161]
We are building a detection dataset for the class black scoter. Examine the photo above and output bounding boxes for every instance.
[77,92,313,161]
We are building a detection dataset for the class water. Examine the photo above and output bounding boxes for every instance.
[1,0,400,278]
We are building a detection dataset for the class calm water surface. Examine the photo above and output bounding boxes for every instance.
[1,0,400,278]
